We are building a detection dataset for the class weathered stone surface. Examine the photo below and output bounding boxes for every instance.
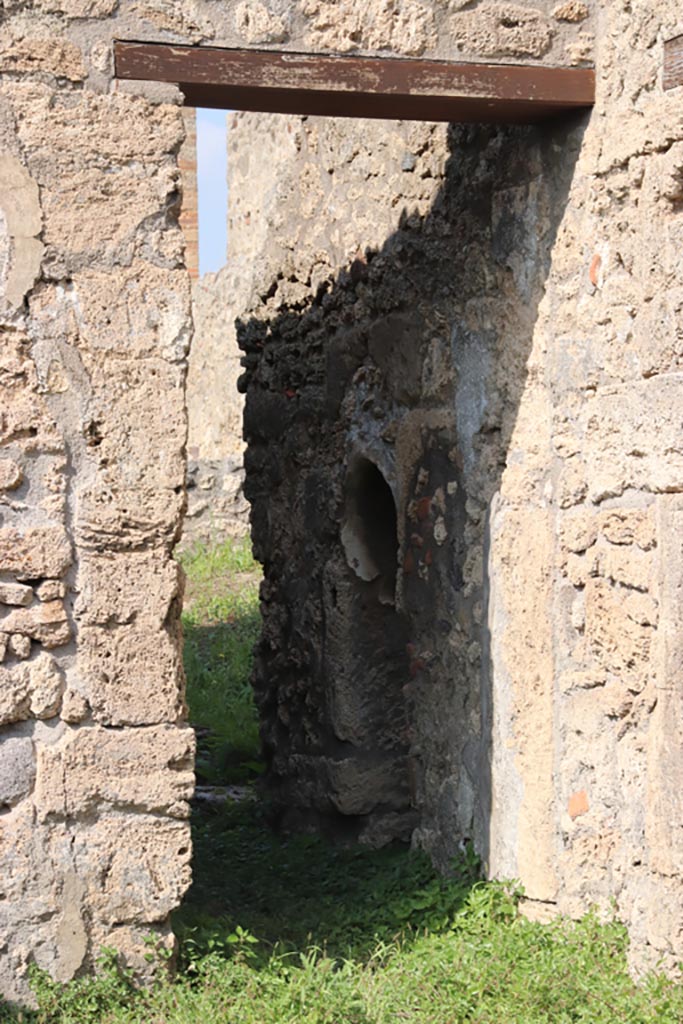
[581,378,683,501]
[7,634,31,660]
[451,2,554,58]
[0,664,31,724]
[234,1,289,43]
[126,0,217,42]
[301,0,437,56]
[0,527,70,579]
[34,725,194,819]
[36,580,66,602]
[0,737,35,807]
[0,600,70,649]
[29,653,64,718]
[9,86,185,277]
[488,501,557,901]
[0,655,64,724]
[1,0,682,1003]
[60,688,89,724]
[0,155,43,315]
[69,814,193,923]
[0,458,23,491]
[553,1,589,20]
[77,624,184,726]
[0,583,33,607]
[0,33,86,81]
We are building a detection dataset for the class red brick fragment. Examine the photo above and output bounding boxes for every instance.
[589,253,601,287]
[568,789,589,819]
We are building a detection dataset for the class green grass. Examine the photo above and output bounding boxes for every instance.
[178,536,262,783]
[175,801,483,964]
[3,538,682,1023]
[10,809,683,1024]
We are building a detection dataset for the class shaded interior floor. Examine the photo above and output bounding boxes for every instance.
[174,797,479,965]
[177,536,472,959]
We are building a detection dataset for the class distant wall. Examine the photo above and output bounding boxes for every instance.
[182,112,303,547]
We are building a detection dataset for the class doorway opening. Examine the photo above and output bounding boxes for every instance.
[123,40,593,975]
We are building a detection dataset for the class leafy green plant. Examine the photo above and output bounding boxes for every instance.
[26,948,139,1024]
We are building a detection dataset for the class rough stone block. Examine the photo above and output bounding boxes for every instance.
[75,551,181,630]
[0,35,85,81]
[1,601,70,649]
[34,725,194,820]
[12,87,184,275]
[77,623,183,726]
[0,737,35,808]
[451,2,554,58]
[585,579,653,692]
[599,507,656,550]
[8,635,31,660]
[0,384,64,452]
[0,583,33,607]
[71,815,192,924]
[0,459,23,491]
[0,664,30,725]
[0,655,64,724]
[36,580,66,602]
[60,688,89,724]
[594,544,654,592]
[234,1,288,44]
[582,378,683,501]
[76,484,185,553]
[0,526,71,580]
[29,653,64,719]
[38,262,192,362]
[301,0,436,56]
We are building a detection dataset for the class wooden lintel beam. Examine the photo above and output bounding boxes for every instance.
[664,34,683,92]
[114,41,595,124]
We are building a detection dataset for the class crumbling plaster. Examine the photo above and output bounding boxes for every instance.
[0,0,681,1008]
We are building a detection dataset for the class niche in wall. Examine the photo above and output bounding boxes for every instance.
[341,455,399,605]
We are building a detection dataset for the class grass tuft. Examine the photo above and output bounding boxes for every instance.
[179,536,262,783]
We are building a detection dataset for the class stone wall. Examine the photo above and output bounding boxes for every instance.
[184,266,250,546]
[238,116,578,858]
[0,0,682,1007]
[0,86,192,1003]
[235,2,683,976]
[169,0,600,549]
[183,112,304,547]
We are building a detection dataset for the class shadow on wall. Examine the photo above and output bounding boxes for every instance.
[236,116,586,865]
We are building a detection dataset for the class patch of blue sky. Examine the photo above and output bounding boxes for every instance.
[196,108,229,276]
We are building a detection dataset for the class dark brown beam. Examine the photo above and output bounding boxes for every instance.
[114,41,594,124]
[664,34,683,92]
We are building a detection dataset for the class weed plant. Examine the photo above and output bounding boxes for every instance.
[3,539,682,1023]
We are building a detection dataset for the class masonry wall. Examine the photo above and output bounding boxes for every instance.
[0,0,681,1007]
[238,116,577,854]
[183,112,303,546]
[235,2,683,975]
